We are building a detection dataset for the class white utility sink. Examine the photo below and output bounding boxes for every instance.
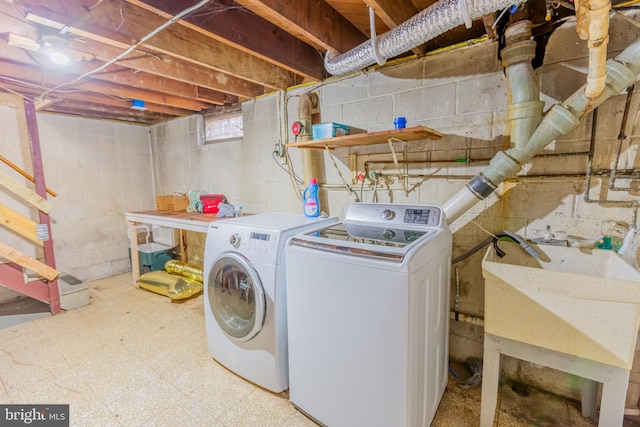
[482,241,640,369]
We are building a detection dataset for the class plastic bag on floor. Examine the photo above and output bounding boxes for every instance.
[139,270,203,300]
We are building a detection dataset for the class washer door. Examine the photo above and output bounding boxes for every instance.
[208,252,265,342]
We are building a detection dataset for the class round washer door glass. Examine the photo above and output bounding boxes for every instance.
[208,252,265,341]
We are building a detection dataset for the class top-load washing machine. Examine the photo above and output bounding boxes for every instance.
[203,212,337,393]
[286,202,452,426]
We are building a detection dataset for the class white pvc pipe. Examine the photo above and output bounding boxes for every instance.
[444,38,640,223]
[584,0,612,99]
[369,6,386,66]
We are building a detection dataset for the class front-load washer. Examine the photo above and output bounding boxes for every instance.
[286,203,452,426]
[203,212,337,393]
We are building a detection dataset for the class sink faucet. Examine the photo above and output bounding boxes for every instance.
[530,225,567,246]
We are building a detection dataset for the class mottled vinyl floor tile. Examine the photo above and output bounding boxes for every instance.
[1,272,639,427]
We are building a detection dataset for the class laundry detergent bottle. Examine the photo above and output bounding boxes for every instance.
[302,178,320,218]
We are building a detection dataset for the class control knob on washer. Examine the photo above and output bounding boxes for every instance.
[229,233,241,248]
[381,209,395,220]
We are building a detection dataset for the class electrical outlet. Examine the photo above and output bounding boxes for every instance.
[274,142,284,157]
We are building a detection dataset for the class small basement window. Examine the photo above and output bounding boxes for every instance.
[202,111,243,144]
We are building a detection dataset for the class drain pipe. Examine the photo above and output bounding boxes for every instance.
[297,92,328,210]
[502,21,545,151]
[443,37,640,222]
[582,0,612,99]
[325,0,525,76]
[297,92,320,183]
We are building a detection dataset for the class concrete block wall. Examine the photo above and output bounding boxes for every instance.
[0,105,153,294]
[149,13,640,406]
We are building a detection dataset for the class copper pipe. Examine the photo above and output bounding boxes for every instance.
[0,155,57,197]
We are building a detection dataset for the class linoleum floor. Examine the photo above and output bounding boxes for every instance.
[0,273,636,426]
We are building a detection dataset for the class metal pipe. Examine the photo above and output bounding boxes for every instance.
[449,310,484,326]
[324,0,525,76]
[609,84,635,190]
[584,106,640,206]
[584,108,599,202]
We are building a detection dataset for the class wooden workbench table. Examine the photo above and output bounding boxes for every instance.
[125,210,228,286]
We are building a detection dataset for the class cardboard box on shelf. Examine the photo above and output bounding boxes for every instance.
[155,195,189,211]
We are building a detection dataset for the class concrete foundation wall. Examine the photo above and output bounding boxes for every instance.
[0,105,153,290]
[148,13,640,407]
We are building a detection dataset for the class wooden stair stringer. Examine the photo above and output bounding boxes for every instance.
[0,262,60,308]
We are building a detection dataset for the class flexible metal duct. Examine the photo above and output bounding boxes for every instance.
[325,0,524,76]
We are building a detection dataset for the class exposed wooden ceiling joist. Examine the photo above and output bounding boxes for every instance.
[22,0,297,89]
[234,0,369,54]
[0,0,578,125]
[130,0,327,81]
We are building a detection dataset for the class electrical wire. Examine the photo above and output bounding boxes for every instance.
[324,146,360,201]
[272,150,304,185]
[36,0,212,101]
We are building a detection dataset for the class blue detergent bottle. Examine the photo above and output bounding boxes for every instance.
[302,178,320,218]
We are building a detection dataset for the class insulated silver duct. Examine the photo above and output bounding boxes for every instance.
[325,0,524,76]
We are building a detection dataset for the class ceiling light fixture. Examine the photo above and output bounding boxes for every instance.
[40,35,71,66]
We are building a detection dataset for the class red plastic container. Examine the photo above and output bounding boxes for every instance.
[200,194,226,213]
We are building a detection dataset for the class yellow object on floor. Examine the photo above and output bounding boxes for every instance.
[139,270,203,300]
[164,259,204,282]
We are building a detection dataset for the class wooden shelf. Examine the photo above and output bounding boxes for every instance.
[285,125,443,149]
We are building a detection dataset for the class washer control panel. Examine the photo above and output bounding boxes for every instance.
[227,229,277,252]
[345,203,443,228]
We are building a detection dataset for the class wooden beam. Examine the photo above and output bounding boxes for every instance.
[0,170,54,213]
[0,40,230,106]
[131,0,326,81]
[0,81,182,122]
[0,93,26,109]
[0,5,266,99]
[74,38,266,99]
[481,13,498,40]
[0,203,43,246]
[0,60,218,111]
[22,0,297,90]
[45,103,173,124]
[0,242,59,281]
[235,0,368,54]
